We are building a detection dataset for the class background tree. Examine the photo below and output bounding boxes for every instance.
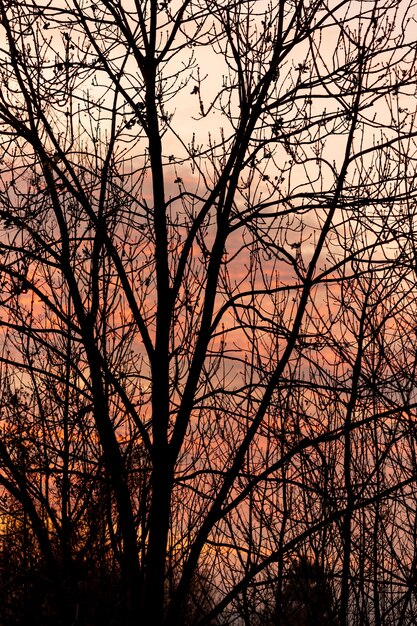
[276,556,339,626]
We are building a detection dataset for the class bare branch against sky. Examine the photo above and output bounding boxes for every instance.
[0,0,416,625]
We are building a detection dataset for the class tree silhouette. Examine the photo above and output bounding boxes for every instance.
[276,557,339,626]
[0,1,416,625]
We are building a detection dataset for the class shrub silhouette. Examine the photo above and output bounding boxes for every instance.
[276,557,339,626]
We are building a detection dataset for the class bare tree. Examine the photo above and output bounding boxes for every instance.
[0,0,417,625]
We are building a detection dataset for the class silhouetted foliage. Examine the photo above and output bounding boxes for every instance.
[276,558,339,626]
